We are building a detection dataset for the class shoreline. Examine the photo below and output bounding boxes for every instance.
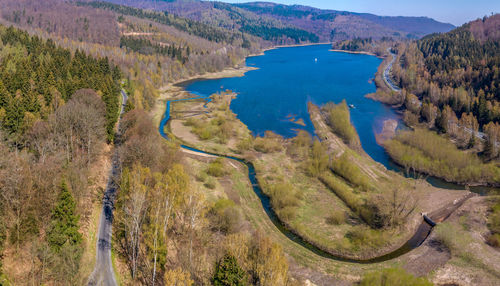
[329,49,378,57]
[248,42,333,58]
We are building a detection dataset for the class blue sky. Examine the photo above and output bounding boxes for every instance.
[223,0,500,26]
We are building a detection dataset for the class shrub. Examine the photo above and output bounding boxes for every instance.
[213,254,247,286]
[306,139,329,177]
[488,233,500,247]
[319,173,382,228]
[204,178,216,189]
[207,158,226,177]
[384,128,500,184]
[253,131,283,153]
[487,198,500,247]
[326,209,346,225]
[319,173,360,211]
[210,199,242,234]
[196,171,208,182]
[330,153,373,192]
[236,137,253,153]
[433,222,463,253]
[345,226,387,250]
[323,100,360,147]
[360,267,432,286]
[266,182,302,221]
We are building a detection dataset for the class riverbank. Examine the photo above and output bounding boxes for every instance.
[152,66,258,127]
[162,84,469,262]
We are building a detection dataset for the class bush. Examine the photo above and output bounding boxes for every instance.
[323,100,360,147]
[433,222,462,253]
[236,137,253,153]
[207,158,226,177]
[266,182,302,221]
[253,131,283,153]
[384,128,500,184]
[196,171,208,182]
[487,233,500,247]
[210,199,242,234]
[319,173,360,211]
[345,226,387,250]
[330,153,373,192]
[360,267,432,286]
[213,254,247,286]
[204,178,216,189]
[326,209,346,225]
[488,198,500,247]
[306,140,329,177]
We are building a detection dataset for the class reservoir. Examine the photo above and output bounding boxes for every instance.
[184,44,400,168]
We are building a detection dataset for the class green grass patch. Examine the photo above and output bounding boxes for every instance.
[360,267,432,286]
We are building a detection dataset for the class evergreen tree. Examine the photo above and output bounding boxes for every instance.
[213,254,247,286]
[46,180,82,252]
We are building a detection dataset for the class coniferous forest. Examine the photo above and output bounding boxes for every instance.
[0,26,121,141]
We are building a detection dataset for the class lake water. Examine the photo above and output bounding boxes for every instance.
[185,44,401,167]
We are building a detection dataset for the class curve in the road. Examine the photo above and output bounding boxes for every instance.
[383,49,401,92]
[158,93,469,264]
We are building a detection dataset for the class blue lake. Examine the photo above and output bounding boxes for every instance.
[184,44,401,168]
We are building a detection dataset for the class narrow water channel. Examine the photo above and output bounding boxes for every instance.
[159,45,491,263]
[159,95,441,264]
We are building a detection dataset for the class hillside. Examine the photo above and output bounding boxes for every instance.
[100,0,455,42]
[375,14,500,181]
[237,2,455,40]
[0,0,267,112]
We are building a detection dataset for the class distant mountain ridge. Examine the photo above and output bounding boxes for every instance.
[237,2,455,39]
[98,0,455,42]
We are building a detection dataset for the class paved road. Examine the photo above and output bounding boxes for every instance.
[87,89,128,286]
[382,50,489,142]
[383,49,402,92]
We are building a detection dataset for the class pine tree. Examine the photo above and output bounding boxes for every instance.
[46,180,82,252]
[213,254,247,286]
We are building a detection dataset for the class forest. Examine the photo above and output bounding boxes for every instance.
[392,15,500,138]
[347,15,500,184]
[0,24,122,284]
[78,1,240,44]
[0,25,120,141]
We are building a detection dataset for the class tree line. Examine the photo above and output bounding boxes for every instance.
[389,15,500,160]
[120,36,190,61]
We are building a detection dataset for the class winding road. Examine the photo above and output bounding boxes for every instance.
[383,49,401,92]
[87,90,127,286]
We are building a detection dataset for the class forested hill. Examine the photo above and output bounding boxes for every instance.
[236,2,455,40]
[0,25,121,141]
[98,0,455,42]
[81,0,319,44]
[389,14,500,157]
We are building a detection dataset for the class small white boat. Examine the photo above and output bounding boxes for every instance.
[314,58,318,62]
[349,104,355,109]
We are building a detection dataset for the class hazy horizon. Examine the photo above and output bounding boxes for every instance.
[223,0,500,26]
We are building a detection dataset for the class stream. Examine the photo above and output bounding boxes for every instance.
[158,45,492,263]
